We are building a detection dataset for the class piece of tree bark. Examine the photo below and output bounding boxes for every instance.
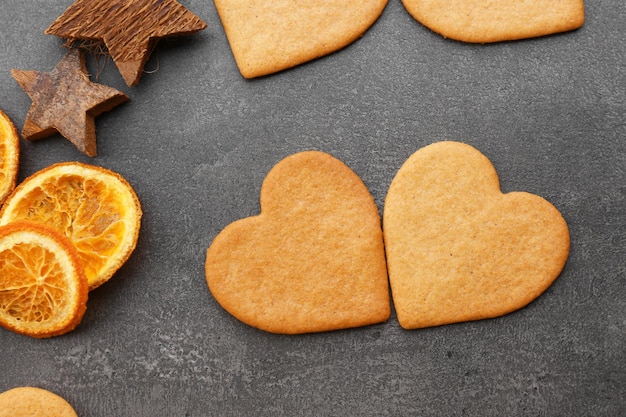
[46,0,207,86]
[11,48,128,157]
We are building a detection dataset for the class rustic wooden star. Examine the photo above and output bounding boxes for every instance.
[45,0,207,86]
[11,48,128,157]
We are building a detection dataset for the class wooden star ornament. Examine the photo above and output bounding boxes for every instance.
[45,0,207,86]
[11,48,128,157]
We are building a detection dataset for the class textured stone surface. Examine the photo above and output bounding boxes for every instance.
[1,1,624,416]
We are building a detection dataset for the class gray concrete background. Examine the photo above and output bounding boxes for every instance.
[1,1,624,416]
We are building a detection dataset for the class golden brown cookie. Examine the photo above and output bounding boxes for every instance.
[214,0,388,78]
[0,387,78,417]
[206,151,390,334]
[383,141,570,329]
[401,0,584,43]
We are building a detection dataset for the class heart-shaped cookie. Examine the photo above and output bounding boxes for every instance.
[383,142,570,329]
[206,151,390,334]
[214,0,388,78]
[401,0,584,43]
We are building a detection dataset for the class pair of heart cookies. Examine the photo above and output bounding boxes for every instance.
[214,0,585,78]
[205,142,570,333]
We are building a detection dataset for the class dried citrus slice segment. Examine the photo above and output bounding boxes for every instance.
[0,221,87,338]
[0,162,142,290]
[0,110,20,204]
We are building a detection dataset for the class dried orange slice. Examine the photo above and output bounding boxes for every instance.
[0,162,141,290]
[0,221,87,338]
[0,110,20,204]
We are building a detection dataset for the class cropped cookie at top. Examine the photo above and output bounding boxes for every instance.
[214,0,388,78]
[401,0,584,43]
[0,387,78,417]
[206,151,390,334]
[383,142,570,329]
